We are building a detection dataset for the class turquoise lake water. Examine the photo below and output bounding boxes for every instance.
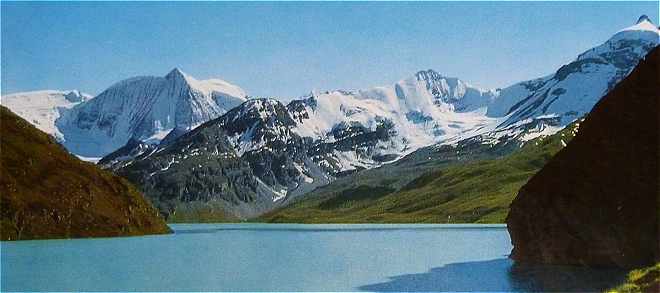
[1,224,626,292]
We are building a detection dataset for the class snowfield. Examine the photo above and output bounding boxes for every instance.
[1,90,91,140]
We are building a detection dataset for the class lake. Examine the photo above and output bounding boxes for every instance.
[1,224,626,292]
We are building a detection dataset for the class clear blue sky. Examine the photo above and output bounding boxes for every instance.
[1,1,658,99]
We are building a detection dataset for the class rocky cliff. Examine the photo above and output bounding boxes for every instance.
[0,106,171,240]
[506,47,660,268]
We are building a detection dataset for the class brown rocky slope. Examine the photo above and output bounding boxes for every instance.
[507,46,659,268]
[1,106,171,240]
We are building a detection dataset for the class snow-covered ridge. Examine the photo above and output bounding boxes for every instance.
[616,15,660,36]
[486,16,659,130]
[1,90,91,140]
[290,69,501,150]
[290,13,658,155]
[2,68,247,157]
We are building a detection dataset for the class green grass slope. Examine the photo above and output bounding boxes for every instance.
[259,122,580,223]
[606,263,660,293]
[166,201,240,223]
[1,106,171,240]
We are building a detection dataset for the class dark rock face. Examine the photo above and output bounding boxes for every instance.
[506,47,660,268]
[107,112,265,219]
[0,106,171,241]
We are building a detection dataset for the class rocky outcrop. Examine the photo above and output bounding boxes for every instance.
[0,106,171,241]
[506,47,660,268]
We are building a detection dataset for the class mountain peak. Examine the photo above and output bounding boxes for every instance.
[610,15,660,42]
[64,90,85,103]
[636,14,652,24]
[415,69,443,80]
[165,67,188,80]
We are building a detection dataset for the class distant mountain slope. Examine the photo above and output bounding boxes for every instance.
[259,120,579,223]
[506,47,659,268]
[0,106,171,240]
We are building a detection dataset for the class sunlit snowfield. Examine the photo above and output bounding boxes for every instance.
[1,224,625,292]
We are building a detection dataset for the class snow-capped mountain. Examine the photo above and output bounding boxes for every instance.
[104,70,499,170]
[103,99,332,218]
[487,15,659,128]
[101,71,501,219]
[53,68,247,157]
[104,71,499,177]
[288,71,500,169]
[2,69,247,158]
[1,90,91,140]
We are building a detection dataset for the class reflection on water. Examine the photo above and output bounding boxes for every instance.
[360,258,627,292]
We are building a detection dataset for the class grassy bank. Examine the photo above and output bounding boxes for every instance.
[606,263,660,293]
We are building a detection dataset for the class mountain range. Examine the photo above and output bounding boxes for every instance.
[3,16,658,220]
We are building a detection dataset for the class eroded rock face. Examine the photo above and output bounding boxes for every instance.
[506,47,660,268]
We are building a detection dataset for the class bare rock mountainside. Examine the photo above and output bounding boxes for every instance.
[0,106,171,240]
[506,47,659,268]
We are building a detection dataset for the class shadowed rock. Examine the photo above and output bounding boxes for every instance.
[506,47,660,268]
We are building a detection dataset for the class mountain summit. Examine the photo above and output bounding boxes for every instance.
[51,69,247,157]
[612,14,660,42]
[637,14,652,24]
[165,67,186,79]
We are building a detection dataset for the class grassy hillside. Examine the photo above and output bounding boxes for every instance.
[606,263,660,293]
[0,106,171,240]
[167,201,240,223]
[259,122,580,223]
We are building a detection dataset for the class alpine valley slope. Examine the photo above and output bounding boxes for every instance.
[102,16,659,221]
[0,106,171,240]
[259,120,582,223]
